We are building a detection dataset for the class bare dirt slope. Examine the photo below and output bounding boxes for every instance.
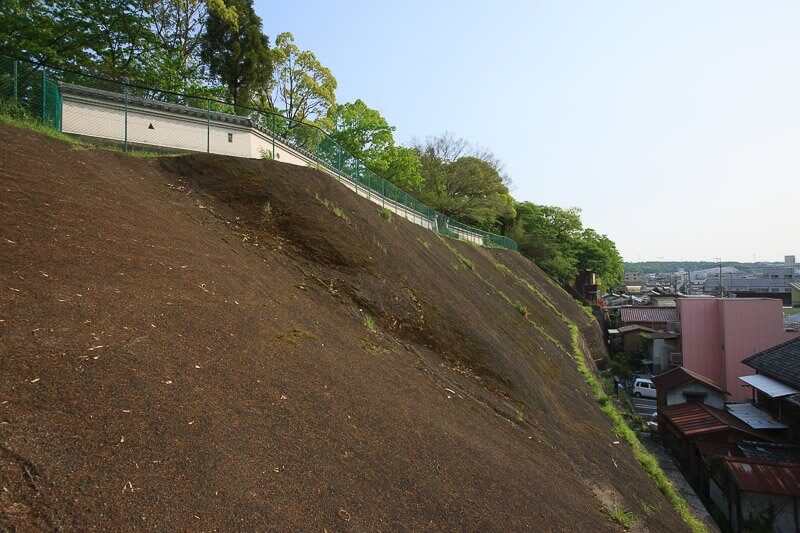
[0,123,686,531]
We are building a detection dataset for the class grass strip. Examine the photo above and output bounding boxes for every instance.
[568,323,707,533]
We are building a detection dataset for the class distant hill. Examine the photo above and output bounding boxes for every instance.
[624,261,785,275]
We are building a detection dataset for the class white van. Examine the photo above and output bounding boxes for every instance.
[632,378,657,399]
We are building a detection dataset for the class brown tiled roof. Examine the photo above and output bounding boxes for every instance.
[619,306,678,324]
[652,366,729,395]
[660,402,767,440]
[725,458,800,497]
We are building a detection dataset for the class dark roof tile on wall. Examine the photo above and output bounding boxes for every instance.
[742,337,800,389]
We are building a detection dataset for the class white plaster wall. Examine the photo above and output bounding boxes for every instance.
[61,93,440,234]
[666,383,724,409]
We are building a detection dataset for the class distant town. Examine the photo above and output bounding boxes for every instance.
[582,255,800,530]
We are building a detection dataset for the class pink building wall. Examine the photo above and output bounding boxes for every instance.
[678,298,788,402]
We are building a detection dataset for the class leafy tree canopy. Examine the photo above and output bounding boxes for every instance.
[264,32,336,126]
[509,202,623,291]
[200,0,271,109]
[414,133,515,232]
[327,99,421,191]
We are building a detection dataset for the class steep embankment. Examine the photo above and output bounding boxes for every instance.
[0,123,686,531]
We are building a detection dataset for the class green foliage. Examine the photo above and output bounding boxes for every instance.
[315,193,349,222]
[567,324,707,533]
[414,133,515,233]
[265,32,336,126]
[379,208,393,221]
[509,202,623,291]
[514,301,529,317]
[608,506,637,528]
[259,148,273,160]
[328,99,393,159]
[362,313,375,331]
[326,99,422,191]
[201,0,271,108]
[0,98,32,120]
[143,0,208,92]
[258,200,272,228]
[515,411,525,423]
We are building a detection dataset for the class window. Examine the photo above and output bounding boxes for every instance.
[684,391,706,402]
[227,133,233,143]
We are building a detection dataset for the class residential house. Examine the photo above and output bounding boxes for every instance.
[618,306,678,331]
[658,402,770,485]
[648,330,681,374]
[678,297,795,402]
[740,337,800,441]
[607,325,656,355]
[712,454,800,532]
[574,269,600,305]
[652,366,729,411]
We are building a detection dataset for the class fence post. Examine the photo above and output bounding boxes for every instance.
[123,84,128,153]
[270,114,275,158]
[41,69,46,123]
[354,160,359,195]
[381,180,385,208]
[13,60,18,101]
[206,99,211,153]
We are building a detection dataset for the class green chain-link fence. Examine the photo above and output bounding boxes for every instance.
[0,54,517,251]
[0,56,61,129]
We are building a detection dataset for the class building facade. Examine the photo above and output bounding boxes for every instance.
[678,298,793,401]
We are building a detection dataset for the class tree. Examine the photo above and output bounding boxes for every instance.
[414,133,515,231]
[328,99,393,158]
[372,145,422,191]
[200,0,270,108]
[509,202,623,291]
[142,0,208,91]
[326,99,422,190]
[575,229,624,291]
[264,32,336,125]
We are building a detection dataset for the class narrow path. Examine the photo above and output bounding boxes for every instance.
[641,438,721,533]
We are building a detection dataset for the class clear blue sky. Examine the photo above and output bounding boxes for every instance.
[257,1,799,263]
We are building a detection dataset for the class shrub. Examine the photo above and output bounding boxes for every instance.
[363,314,375,331]
[608,506,637,528]
[0,98,33,121]
[379,208,393,221]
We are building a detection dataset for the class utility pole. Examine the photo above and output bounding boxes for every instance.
[716,258,724,297]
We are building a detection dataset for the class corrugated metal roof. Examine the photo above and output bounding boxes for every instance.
[652,366,728,394]
[739,374,799,398]
[619,306,678,324]
[660,402,767,439]
[725,403,788,430]
[725,458,800,497]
